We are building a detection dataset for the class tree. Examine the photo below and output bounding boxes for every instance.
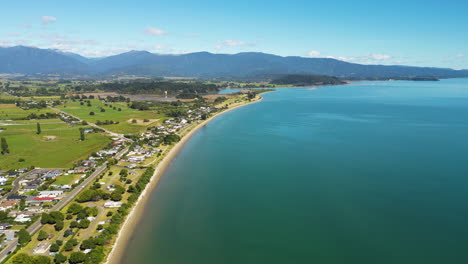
[49,243,60,252]
[89,111,95,115]
[67,203,83,215]
[119,169,128,177]
[12,253,33,264]
[55,220,64,231]
[68,252,86,264]
[1,137,9,154]
[70,221,78,228]
[53,253,67,264]
[37,230,48,241]
[17,228,31,246]
[36,123,41,134]
[64,239,78,251]
[63,229,73,237]
[33,256,51,264]
[110,192,122,201]
[80,239,95,250]
[79,128,85,141]
[50,211,64,222]
[40,213,51,224]
[78,219,90,229]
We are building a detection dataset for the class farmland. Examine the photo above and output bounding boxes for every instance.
[56,99,163,134]
[0,122,111,169]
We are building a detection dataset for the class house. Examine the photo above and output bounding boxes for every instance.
[0,200,19,211]
[7,195,26,201]
[23,184,40,192]
[38,191,63,197]
[103,201,123,208]
[14,214,31,223]
[0,223,12,230]
[26,206,44,213]
[33,242,51,254]
[0,177,7,185]
[41,169,62,179]
[60,185,72,190]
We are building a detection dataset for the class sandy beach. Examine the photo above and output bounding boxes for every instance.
[105,95,265,264]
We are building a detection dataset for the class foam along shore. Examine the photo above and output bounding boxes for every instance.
[105,93,267,264]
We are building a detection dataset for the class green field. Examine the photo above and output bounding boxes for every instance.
[0,122,111,169]
[57,99,163,134]
[0,104,57,120]
[54,173,84,185]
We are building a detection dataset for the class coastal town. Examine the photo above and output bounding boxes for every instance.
[0,81,266,264]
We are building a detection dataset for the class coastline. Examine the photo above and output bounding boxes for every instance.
[105,94,266,264]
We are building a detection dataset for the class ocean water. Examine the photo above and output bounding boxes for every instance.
[121,79,468,264]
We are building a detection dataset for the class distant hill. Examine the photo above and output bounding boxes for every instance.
[271,74,345,86]
[0,46,467,79]
[0,46,88,74]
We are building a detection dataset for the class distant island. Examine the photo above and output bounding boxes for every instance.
[270,74,346,86]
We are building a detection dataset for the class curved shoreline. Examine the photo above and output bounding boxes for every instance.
[105,95,265,264]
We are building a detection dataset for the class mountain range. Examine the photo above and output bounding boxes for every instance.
[1,46,467,79]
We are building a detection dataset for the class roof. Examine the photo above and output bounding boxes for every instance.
[33,197,55,201]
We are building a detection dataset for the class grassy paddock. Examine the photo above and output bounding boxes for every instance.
[57,99,163,134]
[0,104,56,121]
[0,122,111,169]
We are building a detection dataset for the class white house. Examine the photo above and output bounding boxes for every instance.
[14,214,31,223]
[0,177,7,186]
[38,191,63,198]
[103,201,123,208]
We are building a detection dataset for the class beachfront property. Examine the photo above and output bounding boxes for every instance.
[104,201,123,208]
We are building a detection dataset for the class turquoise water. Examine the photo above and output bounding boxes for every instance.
[217,88,242,94]
[121,79,468,264]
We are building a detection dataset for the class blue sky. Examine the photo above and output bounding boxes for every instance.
[1,0,467,68]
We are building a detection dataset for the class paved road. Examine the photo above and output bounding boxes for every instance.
[0,146,129,262]
[0,171,35,203]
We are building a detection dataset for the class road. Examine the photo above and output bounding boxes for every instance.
[0,146,129,262]
[48,106,132,142]
[0,170,35,203]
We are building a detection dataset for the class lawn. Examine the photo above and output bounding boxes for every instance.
[57,99,164,134]
[54,173,85,185]
[0,122,111,170]
[0,104,57,121]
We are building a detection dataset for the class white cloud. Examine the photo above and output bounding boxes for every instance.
[222,40,256,47]
[215,40,256,50]
[306,50,321,57]
[455,53,465,58]
[144,26,169,36]
[326,53,393,64]
[370,54,392,60]
[0,39,12,47]
[41,16,57,24]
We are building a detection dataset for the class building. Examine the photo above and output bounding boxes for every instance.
[38,190,63,197]
[0,200,19,211]
[14,214,31,223]
[103,201,123,208]
[7,195,26,201]
[0,223,12,230]
[0,176,7,185]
